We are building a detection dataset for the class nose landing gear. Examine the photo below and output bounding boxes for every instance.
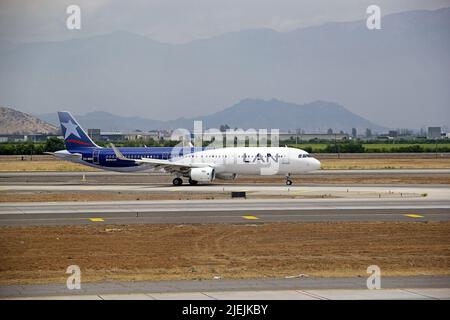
[285,174,292,186]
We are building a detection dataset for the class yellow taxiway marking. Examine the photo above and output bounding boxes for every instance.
[404,214,424,218]
[89,218,105,222]
[242,215,259,220]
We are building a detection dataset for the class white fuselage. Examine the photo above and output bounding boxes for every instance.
[173,147,321,176]
[57,147,321,177]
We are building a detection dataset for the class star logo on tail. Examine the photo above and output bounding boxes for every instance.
[61,120,81,139]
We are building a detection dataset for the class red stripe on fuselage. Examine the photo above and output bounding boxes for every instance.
[66,139,92,146]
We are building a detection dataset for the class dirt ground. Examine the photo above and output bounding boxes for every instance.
[1,157,450,171]
[0,189,422,203]
[5,190,372,202]
[0,222,449,285]
[0,191,233,202]
[321,158,450,169]
[0,160,95,172]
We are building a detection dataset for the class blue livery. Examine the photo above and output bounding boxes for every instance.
[57,111,197,171]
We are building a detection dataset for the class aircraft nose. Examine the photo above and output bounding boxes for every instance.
[312,158,321,170]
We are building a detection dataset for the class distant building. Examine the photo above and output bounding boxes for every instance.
[0,134,62,142]
[327,128,333,135]
[351,128,357,138]
[399,128,413,137]
[279,133,349,142]
[0,134,27,142]
[97,132,127,142]
[365,128,372,138]
[158,130,173,140]
[427,127,442,139]
[97,131,160,142]
[87,129,101,140]
[388,130,398,138]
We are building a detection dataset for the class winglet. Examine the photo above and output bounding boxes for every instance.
[110,143,130,161]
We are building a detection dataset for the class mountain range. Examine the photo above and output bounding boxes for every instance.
[1,8,449,128]
[0,107,58,134]
[37,99,385,132]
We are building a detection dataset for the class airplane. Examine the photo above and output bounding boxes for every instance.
[50,111,321,186]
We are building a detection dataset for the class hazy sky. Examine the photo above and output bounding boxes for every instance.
[1,0,449,43]
[0,1,449,129]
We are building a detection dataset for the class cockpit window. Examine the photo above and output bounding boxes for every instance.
[298,153,311,158]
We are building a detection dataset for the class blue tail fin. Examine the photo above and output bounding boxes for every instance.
[58,111,99,151]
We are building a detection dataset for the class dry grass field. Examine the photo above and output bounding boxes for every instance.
[0,222,449,284]
[321,158,450,170]
[0,160,96,172]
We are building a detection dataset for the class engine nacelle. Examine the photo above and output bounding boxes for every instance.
[215,173,237,180]
[190,167,215,182]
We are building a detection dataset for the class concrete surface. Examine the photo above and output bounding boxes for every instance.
[2,276,449,298]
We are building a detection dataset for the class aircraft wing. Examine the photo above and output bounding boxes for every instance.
[111,144,208,173]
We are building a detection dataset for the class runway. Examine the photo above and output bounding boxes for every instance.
[1,168,450,187]
[1,170,449,226]
[1,198,450,226]
[1,276,449,300]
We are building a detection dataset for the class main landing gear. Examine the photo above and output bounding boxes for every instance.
[285,174,292,186]
[172,177,199,186]
[172,177,183,186]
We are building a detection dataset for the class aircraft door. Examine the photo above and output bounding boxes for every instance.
[281,151,290,164]
[93,149,100,164]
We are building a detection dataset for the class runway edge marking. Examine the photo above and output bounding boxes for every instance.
[404,214,425,218]
[242,215,259,220]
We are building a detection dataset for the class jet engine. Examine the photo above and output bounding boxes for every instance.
[189,167,215,182]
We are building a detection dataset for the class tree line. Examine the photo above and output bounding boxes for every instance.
[1,137,449,155]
